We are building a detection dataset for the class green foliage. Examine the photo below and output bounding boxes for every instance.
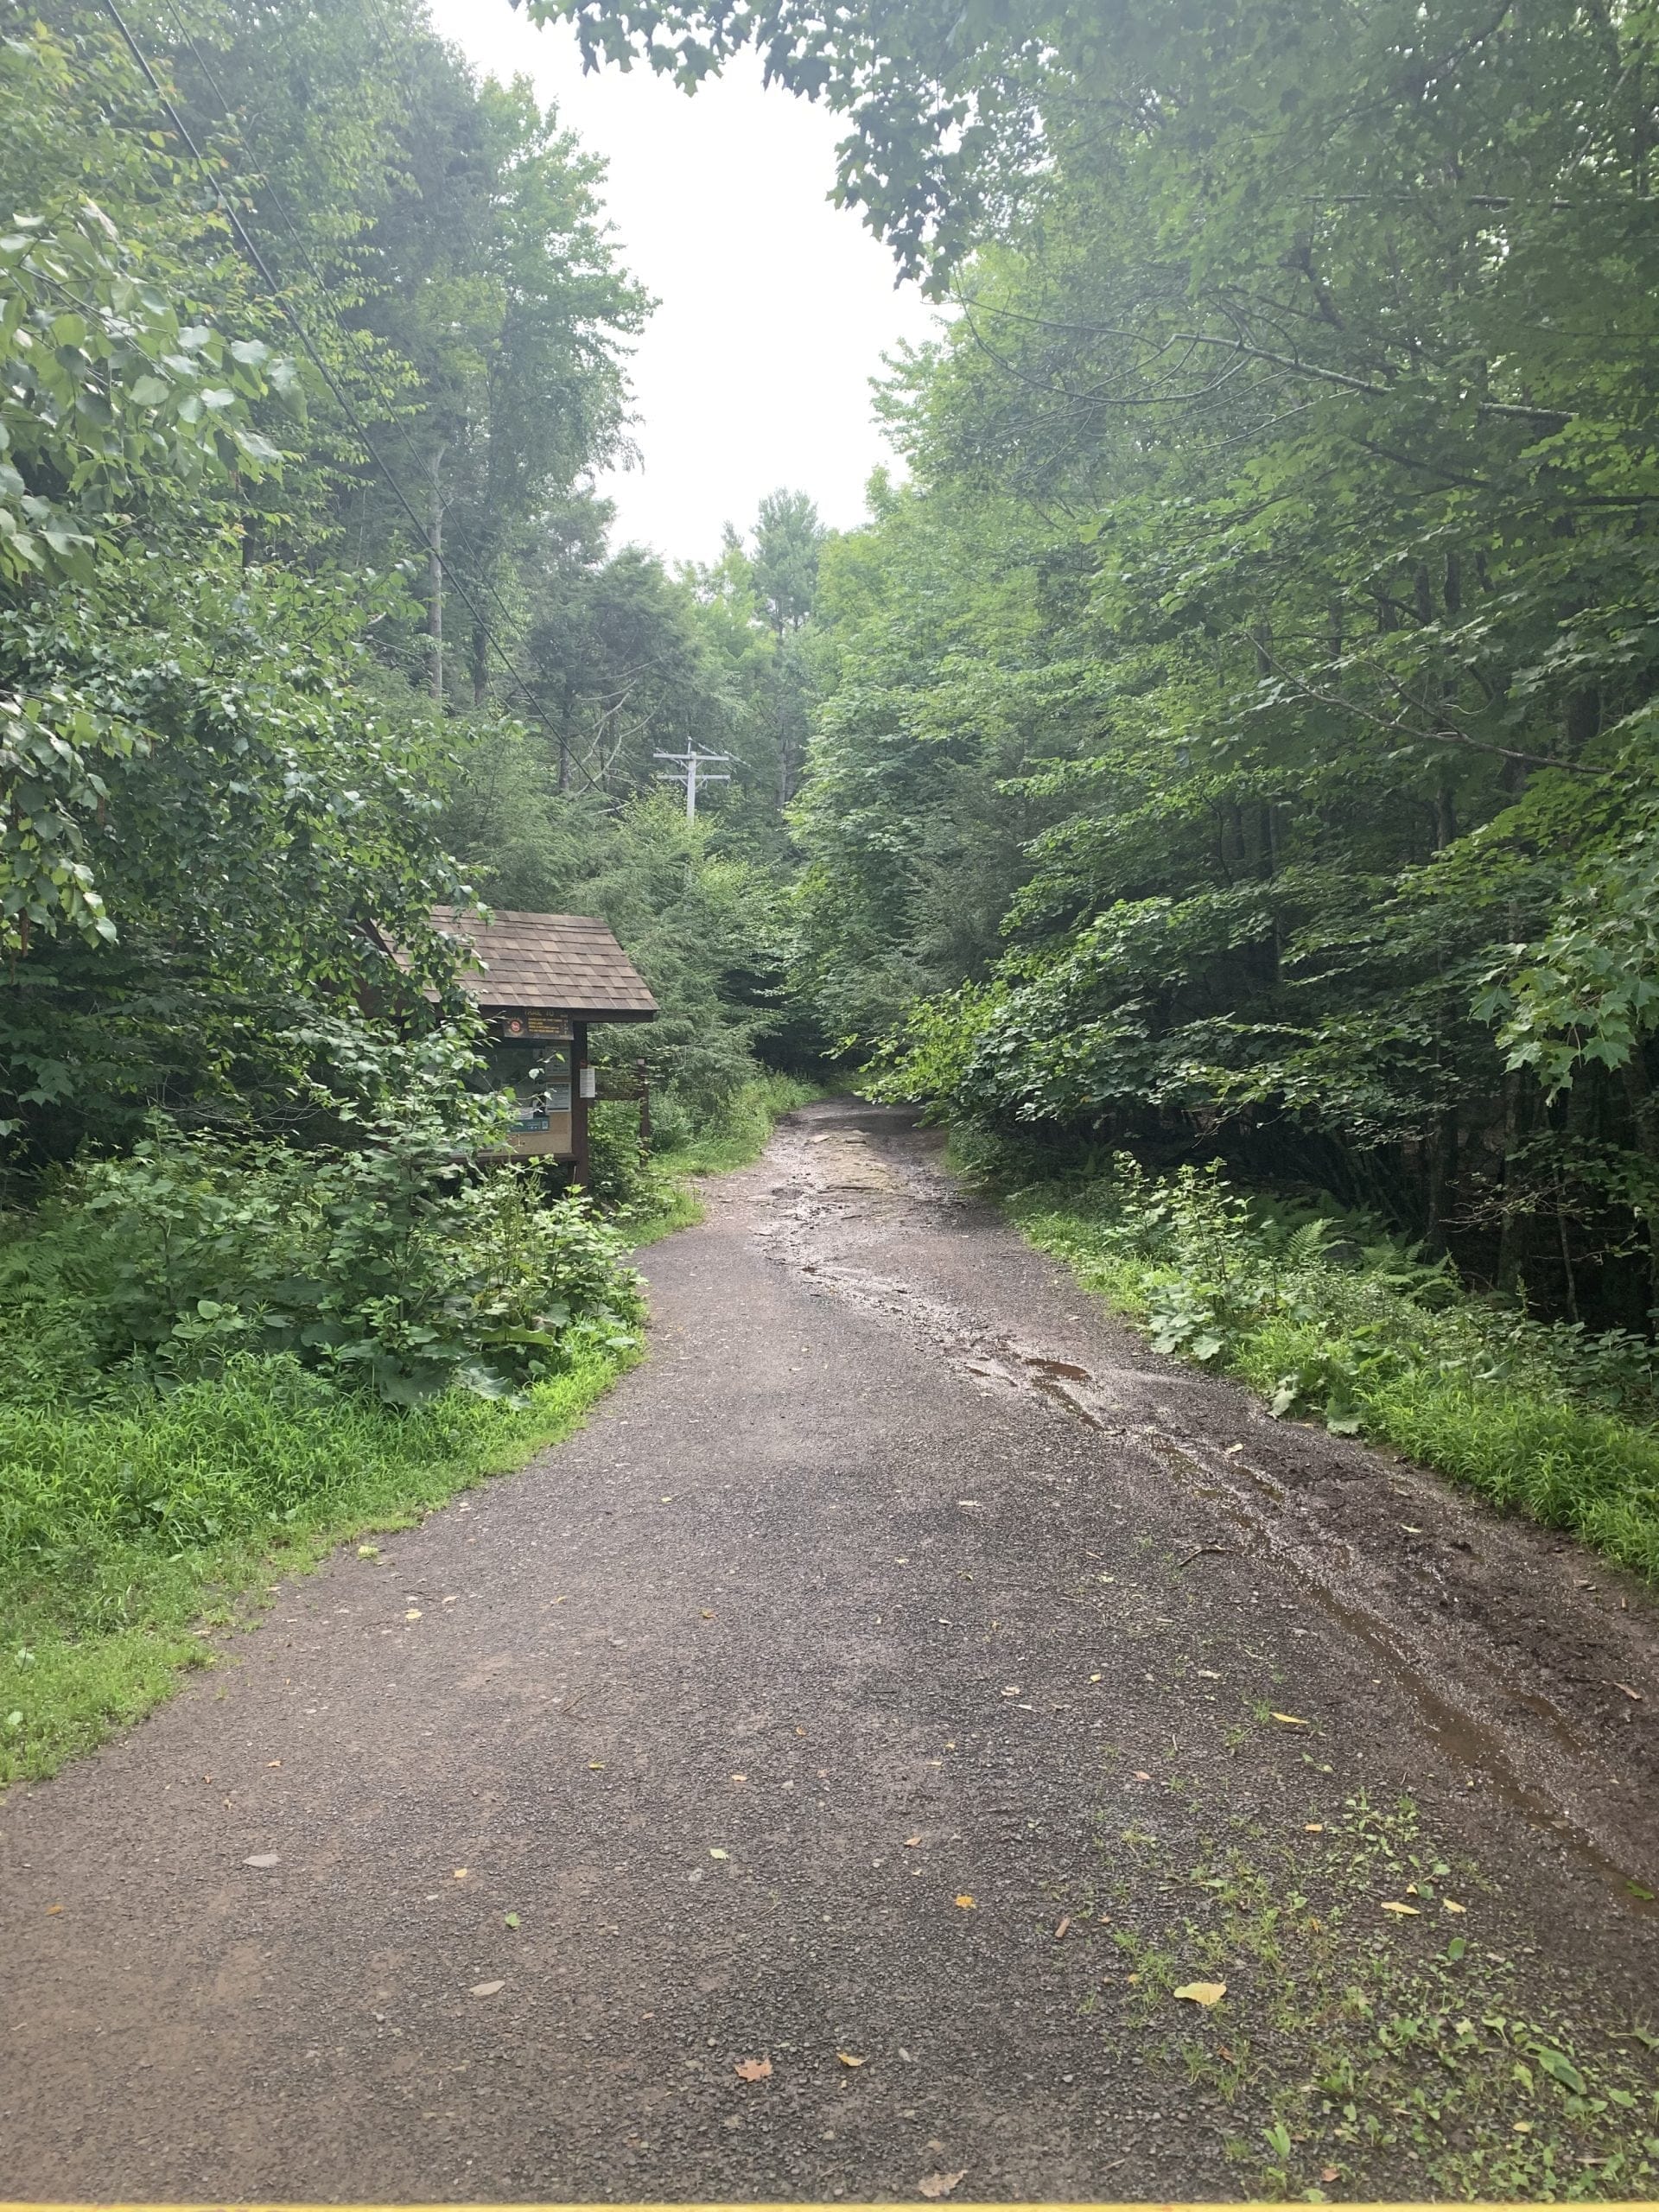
[746,0,1659,1343]
[0,1335,631,1783]
[2,1109,642,1408]
[0,0,656,1166]
[652,1070,823,1173]
[979,1141,1659,1578]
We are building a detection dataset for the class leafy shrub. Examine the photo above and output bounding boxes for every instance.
[2,1109,641,1408]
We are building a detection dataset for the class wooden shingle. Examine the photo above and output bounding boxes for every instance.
[431,906,658,1022]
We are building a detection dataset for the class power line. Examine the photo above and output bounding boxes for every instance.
[98,0,591,779]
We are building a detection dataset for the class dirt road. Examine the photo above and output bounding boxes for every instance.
[3,1098,1657,2201]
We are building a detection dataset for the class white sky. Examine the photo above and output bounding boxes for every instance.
[423,0,939,569]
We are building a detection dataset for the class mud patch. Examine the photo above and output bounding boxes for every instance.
[753,1096,1659,1926]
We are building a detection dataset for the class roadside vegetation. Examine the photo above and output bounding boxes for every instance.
[955,1134,1659,1580]
[1102,1794,1659,2199]
[0,3,830,1782]
[588,1071,825,1242]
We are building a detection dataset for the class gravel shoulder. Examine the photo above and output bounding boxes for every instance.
[2,1097,1656,2202]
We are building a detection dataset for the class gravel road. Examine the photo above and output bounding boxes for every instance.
[3,1097,1656,2202]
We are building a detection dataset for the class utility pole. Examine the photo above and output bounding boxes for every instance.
[654,746,731,821]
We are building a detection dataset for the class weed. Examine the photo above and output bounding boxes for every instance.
[0,1332,635,1784]
[966,1144,1659,1580]
[1103,1796,1659,2199]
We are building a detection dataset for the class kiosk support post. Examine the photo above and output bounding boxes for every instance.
[572,1020,592,1190]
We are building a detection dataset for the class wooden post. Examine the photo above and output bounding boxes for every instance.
[638,1056,652,1160]
[572,1020,591,1190]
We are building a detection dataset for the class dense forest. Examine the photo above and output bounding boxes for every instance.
[0,0,835,1180]
[690,0,1659,1346]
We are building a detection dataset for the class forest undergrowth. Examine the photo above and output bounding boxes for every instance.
[953,1133,1659,1582]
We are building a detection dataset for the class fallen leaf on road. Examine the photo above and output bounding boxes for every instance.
[810,1134,830,1144]
[1443,1900,1466,1914]
[266,1759,281,1768]
[404,1608,422,1622]
[954,1894,976,1910]
[243,1853,280,1869]
[731,1773,747,1783]
[905,1834,923,1847]
[357,1544,379,1560]
[1196,1669,1222,1680]
[837,2050,866,2067]
[1512,2120,1533,2134]
[1173,1981,1226,2007]
[1270,1713,1309,1727]
[1319,2166,1340,2183]
[918,2171,967,2199]
[1133,1770,1152,1780]
[45,1904,62,1915]
[1381,1901,1421,1916]
[1054,1916,1071,1940]
[469,1980,504,1999]
[709,1847,729,1860]
[1611,1681,1644,1701]
[1089,1672,1103,1682]
[701,1609,715,1620]
[1305,1823,1324,1833]
[454,1867,469,1879]
[504,1912,521,1929]
[734,2056,772,2082]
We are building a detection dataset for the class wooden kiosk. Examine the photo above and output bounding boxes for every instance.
[432,906,657,1184]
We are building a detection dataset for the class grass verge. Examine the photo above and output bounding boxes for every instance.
[622,1073,825,1243]
[0,1333,633,1786]
[959,1138,1659,1581]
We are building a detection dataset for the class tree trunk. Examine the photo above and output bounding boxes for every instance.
[1494,1070,1532,1299]
[1424,1106,1459,1257]
[428,445,446,709]
[1621,1050,1659,1323]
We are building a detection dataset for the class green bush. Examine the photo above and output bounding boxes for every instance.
[2,1111,641,1408]
[975,1141,1659,1579]
[652,1071,821,1173]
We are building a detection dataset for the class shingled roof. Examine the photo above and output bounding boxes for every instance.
[430,907,658,1023]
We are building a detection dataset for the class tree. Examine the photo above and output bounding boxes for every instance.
[0,3,649,1167]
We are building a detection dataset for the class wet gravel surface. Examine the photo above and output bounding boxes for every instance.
[2,1097,1656,2202]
